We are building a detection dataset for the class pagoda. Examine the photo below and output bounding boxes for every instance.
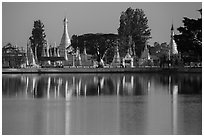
[169,24,178,56]
[58,17,71,60]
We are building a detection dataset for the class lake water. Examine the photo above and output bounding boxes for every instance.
[2,73,202,135]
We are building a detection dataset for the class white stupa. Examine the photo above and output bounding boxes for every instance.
[169,24,178,55]
[58,17,71,60]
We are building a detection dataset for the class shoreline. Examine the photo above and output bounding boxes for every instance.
[2,67,202,74]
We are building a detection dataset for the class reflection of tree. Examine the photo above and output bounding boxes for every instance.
[158,74,170,86]
[132,75,144,95]
[101,78,115,95]
[35,77,47,98]
[86,76,103,96]
[177,74,201,94]
[85,76,116,95]
[2,76,26,96]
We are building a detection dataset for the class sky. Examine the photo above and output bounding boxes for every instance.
[2,2,202,48]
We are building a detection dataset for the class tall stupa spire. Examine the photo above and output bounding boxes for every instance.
[169,24,178,55]
[58,17,71,60]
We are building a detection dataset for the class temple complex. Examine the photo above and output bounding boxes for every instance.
[8,18,184,69]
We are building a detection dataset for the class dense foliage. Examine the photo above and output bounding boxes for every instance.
[118,7,151,57]
[174,9,202,62]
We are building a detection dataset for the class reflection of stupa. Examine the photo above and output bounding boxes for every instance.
[122,76,134,95]
[59,17,72,60]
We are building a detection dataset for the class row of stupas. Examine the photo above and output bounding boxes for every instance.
[112,24,179,67]
[27,17,179,67]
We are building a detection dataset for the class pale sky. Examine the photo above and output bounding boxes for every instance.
[2,2,202,48]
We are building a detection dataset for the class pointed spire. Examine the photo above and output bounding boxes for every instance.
[169,24,178,55]
[171,24,174,31]
[171,22,175,38]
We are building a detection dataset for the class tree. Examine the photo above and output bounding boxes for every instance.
[118,7,151,57]
[174,9,202,62]
[29,20,46,62]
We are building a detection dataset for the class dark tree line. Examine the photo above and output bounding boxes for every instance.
[174,9,202,63]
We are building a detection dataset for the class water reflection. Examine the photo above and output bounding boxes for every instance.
[2,73,202,135]
[2,74,202,98]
